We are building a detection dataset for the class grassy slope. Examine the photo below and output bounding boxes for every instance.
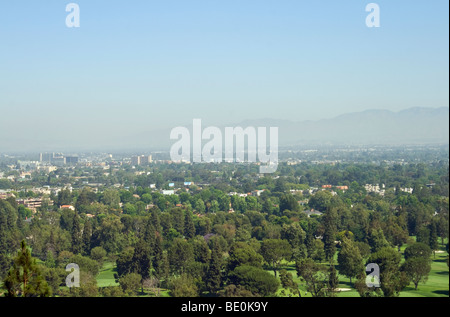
[94,238,448,297]
[96,261,120,288]
[95,261,170,297]
[274,240,449,298]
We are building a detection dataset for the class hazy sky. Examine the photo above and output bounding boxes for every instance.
[0,0,448,151]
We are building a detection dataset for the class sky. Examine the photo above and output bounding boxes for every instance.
[0,0,448,151]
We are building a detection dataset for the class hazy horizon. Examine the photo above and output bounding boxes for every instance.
[0,1,448,152]
[1,106,448,154]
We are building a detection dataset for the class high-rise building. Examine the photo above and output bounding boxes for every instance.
[131,155,152,166]
[40,153,54,162]
[65,156,79,164]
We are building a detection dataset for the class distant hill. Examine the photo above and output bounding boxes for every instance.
[1,107,447,153]
[233,107,449,147]
[128,107,449,151]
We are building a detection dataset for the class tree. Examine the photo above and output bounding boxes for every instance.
[130,239,152,294]
[281,223,306,250]
[429,221,439,258]
[209,200,220,213]
[246,196,260,212]
[206,240,223,294]
[59,208,75,232]
[0,209,11,279]
[274,177,287,193]
[75,187,97,212]
[384,219,408,252]
[262,198,275,215]
[69,271,99,297]
[71,213,83,254]
[42,266,66,296]
[227,242,263,272]
[57,189,73,206]
[119,272,142,296]
[368,229,390,253]
[367,247,409,297]
[228,265,280,296]
[170,274,198,297]
[168,238,194,275]
[259,239,291,277]
[279,269,302,297]
[101,189,121,209]
[152,235,165,280]
[219,284,255,297]
[416,226,430,246]
[116,247,135,277]
[404,243,432,261]
[279,194,299,212]
[354,270,383,298]
[195,199,206,214]
[217,194,231,212]
[327,263,339,297]
[322,208,338,261]
[337,237,364,284]
[308,191,333,212]
[17,205,32,220]
[295,258,328,297]
[67,254,100,277]
[402,257,431,290]
[82,219,93,256]
[90,246,107,266]
[92,215,125,254]
[3,240,51,297]
[184,209,195,239]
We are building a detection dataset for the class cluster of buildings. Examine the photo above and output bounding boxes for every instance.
[40,153,79,166]
[11,153,80,174]
[321,184,349,191]
[227,189,265,198]
[16,198,54,213]
[364,184,386,196]
[131,155,153,166]
[0,190,14,200]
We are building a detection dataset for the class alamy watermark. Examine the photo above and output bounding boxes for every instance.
[170,119,278,173]
[64,3,379,29]
[65,3,80,28]
[366,3,380,28]
[365,263,381,288]
[65,263,80,288]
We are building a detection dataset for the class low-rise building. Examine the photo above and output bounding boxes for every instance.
[17,198,53,213]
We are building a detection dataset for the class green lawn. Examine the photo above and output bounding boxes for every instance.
[95,240,448,297]
[273,241,449,298]
[96,261,119,288]
[95,261,170,297]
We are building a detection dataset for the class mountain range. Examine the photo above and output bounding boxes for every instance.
[135,107,449,151]
[1,107,448,153]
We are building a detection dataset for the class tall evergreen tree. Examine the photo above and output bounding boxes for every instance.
[71,213,83,254]
[131,239,152,294]
[3,240,51,297]
[150,208,162,234]
[327,262,339,297]
[152,234,164,280]
[184,209,195,239]
[0,210,11,279]
[429,221,439,258]
[144,217,156,251]
[323,208,338,262]
[337,237,364,284]
[82,219,93,256]
[305,224,315,258]
[206,241,222,294]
